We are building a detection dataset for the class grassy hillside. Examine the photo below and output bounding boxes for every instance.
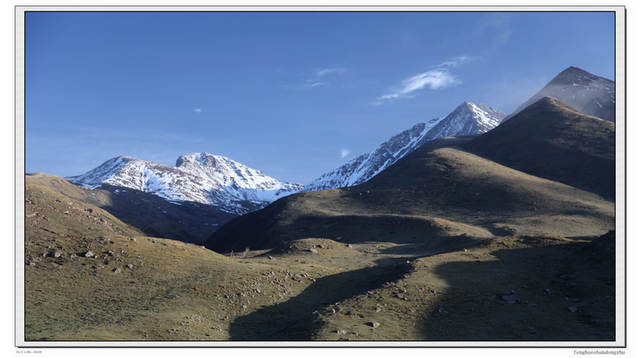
[22,96,618,343]
[462,97,615,199]
[23,182,615,341]
[205,146,613,254]
[205,97,614,254]
[26,173,236,243]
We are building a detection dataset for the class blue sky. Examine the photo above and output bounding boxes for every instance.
[24,10,617,185]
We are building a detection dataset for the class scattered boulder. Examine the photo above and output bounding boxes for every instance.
[113,268,121,273]
[336,329,347,335]
[568,306,578,313]
[84,250,95,258]
[369,322,381,328]
[309,248,318,254]
[501,290,522,304]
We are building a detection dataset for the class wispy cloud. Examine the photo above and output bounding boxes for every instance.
[341,148,350,158]
[306,81,325,88]
[194,108,202,113]
[316,67,348,77]
[378,68,459,101]
[377,56,475,102]
[437,56,476,68]
[303,67,349,88]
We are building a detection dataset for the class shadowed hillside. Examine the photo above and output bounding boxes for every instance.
[204,97,614,254]
[23,97,618,344]
[26,173,236,243]
[461,97,615,199]
[504,67,615,123]
[24,182,615,342]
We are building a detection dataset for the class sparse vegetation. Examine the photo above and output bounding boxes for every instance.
[21,97,618,343]
[23,185,615,341]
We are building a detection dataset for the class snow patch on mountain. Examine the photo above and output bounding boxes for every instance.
[67,153,304,215]
[302,101,506,192]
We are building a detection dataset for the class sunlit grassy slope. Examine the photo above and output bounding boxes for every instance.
[204,98,614,254]
[23,97,617,343]
[24,182,615,341]
[26,172,236,243]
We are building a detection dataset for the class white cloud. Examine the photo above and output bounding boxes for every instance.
[341,148,350,158]
[300,67,348,89]
[379,68,461,101]
[437,56,476,68]
[304,81,325,88]
[194,108,202,113]
[317,67,347,77]
[377,56,478,102]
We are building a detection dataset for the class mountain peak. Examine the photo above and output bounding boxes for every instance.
[302,100,505,192]
[551,66,609,86]
[506,66,614,122]
[176,152,225,167]
[68,152,303,215]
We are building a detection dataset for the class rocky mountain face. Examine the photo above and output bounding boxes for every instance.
[302,101,506,192]
[67,153,304,215]
[504,66,615,122]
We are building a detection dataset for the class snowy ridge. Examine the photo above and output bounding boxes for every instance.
[67,153,304,215]
[302,101,506,192]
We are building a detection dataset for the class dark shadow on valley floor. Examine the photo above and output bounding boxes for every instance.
[418,238,615,341]
[227,256,412,341]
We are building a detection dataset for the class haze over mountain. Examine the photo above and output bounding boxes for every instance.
[504,66,615,122]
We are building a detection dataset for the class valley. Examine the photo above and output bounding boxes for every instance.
[20,66,621,345]
[23,181,615,341]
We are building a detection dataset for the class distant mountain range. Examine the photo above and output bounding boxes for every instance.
[204,96,615,253]
[67,153,304,216]
[63,66,615,243]
[24,66,619,343]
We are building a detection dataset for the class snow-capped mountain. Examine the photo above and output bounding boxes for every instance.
[505,66,615,122]
[67,153,304,215]
[302,101,506,192]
